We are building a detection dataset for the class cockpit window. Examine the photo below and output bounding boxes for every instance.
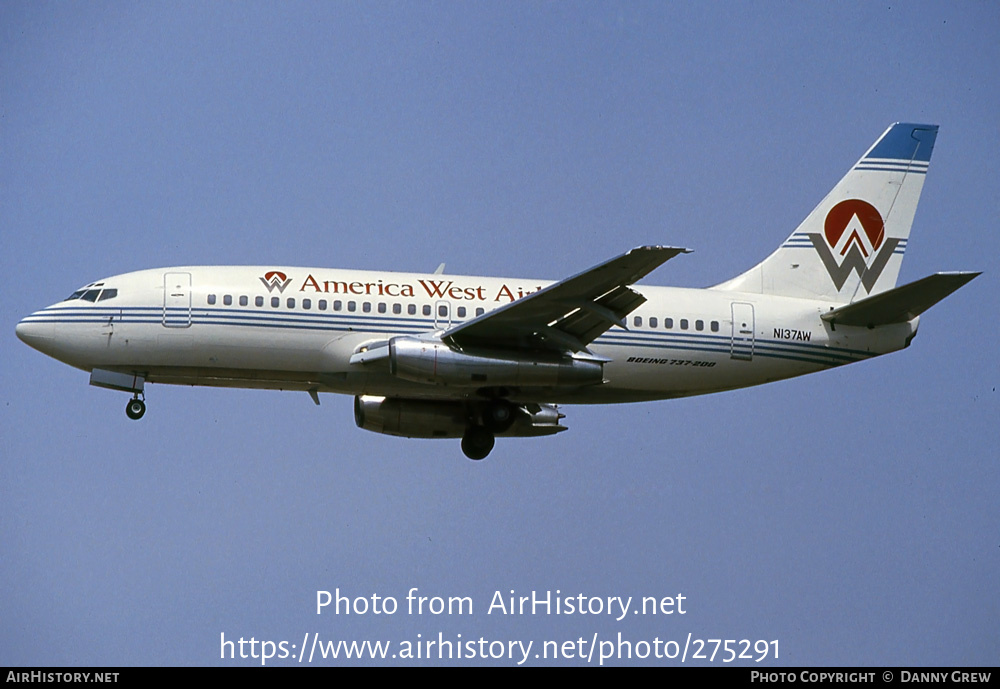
[64,284,118,303]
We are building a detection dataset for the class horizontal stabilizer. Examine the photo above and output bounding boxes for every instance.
[821,272,980,328]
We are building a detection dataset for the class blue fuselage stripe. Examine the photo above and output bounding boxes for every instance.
[25,305,874,368]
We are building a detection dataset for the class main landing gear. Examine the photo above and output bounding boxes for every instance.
[462,426,494,460]
[461,400,516,460]
[125,395,146,420]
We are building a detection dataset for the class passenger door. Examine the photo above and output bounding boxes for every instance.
[163,272,192,328]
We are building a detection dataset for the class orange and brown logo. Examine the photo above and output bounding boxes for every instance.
[259,271,292,293]
[808,199,900,292]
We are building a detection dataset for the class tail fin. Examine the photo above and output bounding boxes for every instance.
[714,123,939,302]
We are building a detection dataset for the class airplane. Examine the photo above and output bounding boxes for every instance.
[16,123,979,460]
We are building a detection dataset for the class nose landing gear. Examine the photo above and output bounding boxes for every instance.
[126,396,146,420]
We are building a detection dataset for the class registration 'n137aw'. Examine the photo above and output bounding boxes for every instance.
[16,123,979,459]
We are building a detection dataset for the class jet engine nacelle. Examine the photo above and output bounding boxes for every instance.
[354,396,566,438]
[388,336,603,388]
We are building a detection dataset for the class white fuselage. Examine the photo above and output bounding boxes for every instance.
[16,265,917,404]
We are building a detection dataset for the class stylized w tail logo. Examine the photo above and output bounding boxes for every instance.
[809,234,900,291]
[812,199,898,292]
[260,271,292,293]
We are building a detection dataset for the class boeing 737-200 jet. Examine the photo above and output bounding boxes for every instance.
[16,123,979,459]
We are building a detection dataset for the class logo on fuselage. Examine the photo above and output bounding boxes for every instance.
[807,199,899,292]
[260,271,292,293]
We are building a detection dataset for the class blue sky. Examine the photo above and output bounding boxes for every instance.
[2,1,997,666]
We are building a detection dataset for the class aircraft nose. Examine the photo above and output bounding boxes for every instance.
[15,316,53,351]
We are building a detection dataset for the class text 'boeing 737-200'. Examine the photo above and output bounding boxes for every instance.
[16,123,979,459]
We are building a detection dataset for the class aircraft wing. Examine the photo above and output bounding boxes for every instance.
[442,246,689,354]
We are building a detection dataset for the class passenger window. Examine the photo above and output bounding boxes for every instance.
[319,300,328,311]
[649,316,657,328]
[334,300,342,311]
[634,316,642,327]
[286,298,295,308]
[363,302,371,313]
[393,303,401,314]
[378,303,386,314]
[711,321,719,332]
[696,319,704,331]
[271,297,279,308]
[348,301,356,312]
[665,318,673,329]
[255,296,264,307]
[422,305,431,316]
[303,298,311,310]
[207,294,217,305]
[680,319,689,330]
[239,295,248,306]
[457,306,466,318]
[223,295,232,306]
[476,308,484,317]
[408,304,416,315]
[438,304,447,317]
